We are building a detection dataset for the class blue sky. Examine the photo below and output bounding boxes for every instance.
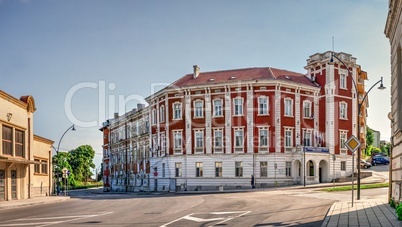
[0,0,391,169]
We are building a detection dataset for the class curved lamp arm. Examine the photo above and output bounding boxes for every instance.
[56,124,75,154]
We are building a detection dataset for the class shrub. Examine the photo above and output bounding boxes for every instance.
[396,203,402,220]
[390,198,396,208]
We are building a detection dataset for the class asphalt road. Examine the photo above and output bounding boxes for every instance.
[0,166,389,227]
[0,188,336,227]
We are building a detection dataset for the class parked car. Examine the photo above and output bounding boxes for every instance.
[360,159,372,169]
[371,156,390,165]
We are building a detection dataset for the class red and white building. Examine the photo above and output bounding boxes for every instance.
[103,51,368,192]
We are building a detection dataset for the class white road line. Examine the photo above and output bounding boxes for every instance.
[39,212,113,227]
[18,215,98,220]
[0,212,114,227]
[182,216,225,222]
[160,213,194,227]
[160,211,251,227]
[0,222,54,226]
[210,211,251,227]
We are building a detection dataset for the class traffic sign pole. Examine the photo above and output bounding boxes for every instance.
[344,135,361,208]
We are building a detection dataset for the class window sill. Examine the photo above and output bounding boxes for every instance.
[284,115,294,118]
[257,114,270,116]
[193,116,204,119]
[172,118,183,121]
[212,115,224,118]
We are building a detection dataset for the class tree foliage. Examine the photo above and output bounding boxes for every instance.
[69,145,95,182]
[52,145,96,186]
[366,126,374,147]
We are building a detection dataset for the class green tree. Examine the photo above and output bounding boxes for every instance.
[69,145,95,182]
[381,142,391,156]
[52,152,76,186]
[366,127,374,147]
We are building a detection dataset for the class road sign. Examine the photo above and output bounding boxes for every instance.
[62,168,68,174]
[345,135,361,153]
[154,171,158,177]
[62,173,68,179]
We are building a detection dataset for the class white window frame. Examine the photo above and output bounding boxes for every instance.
[339,102,347,119]
[194,129,204,153]
[259,127,269,153]
[303,130,313,147]
[160,105,165,123]
[286,161,292,177]
[175,163,182,177]
[235,161,243,177]
[213,99,223,117]
[196,162,203,177]
[215,162,222,177]
[260,161,267,177]
[173,130,182,154]
[194,100,204,118]
[303,101,312,119]
[173,102,182,120]
[234,128,244,152]
[162,163,165,178]
[340,73,347,89]
[284,98,293,117]
[258,96,268,115]
[341,161,346,171]
[340,130,347,154]
[233,97,243,116]
[160,133,166,152]
[213,129,223,153]
[152,108,157,125]
[284,128,293,147]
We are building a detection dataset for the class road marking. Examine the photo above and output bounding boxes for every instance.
[182,216,225,222]
[0,212,113,227]
[160,211,251,227]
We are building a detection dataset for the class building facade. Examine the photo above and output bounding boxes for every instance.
[372,129,381,148]
[102,51,368,192]
[385,0,402,202]
[0,90,54,201]
[100,104,151,192]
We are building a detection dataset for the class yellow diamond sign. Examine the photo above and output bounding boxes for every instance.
[345,135,361,153]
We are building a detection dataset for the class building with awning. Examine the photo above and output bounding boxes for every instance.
[0,90,54,201]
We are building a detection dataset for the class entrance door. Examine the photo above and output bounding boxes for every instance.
[319,168,322,183]
[11,170,16,200]
[0,170,5,201]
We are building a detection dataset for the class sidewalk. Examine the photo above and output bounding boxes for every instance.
[0,196,70,210]
[321,199,402,227]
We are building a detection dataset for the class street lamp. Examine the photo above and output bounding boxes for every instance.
[53,124,76,195]
[330,52,386,200]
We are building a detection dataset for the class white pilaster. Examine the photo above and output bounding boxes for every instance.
[225,86,231,153]
[185,90,192,154]
[275,85,281,153]
[247,85,254,153]
[295,88,301,146]
[205,88,212,154]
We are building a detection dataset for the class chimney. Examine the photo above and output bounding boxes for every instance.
[193,65,200,79]
[137,103,145,111]
[114,113,119,119]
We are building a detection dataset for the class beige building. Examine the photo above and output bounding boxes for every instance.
[0,90,54,201]
[385,0,402,202]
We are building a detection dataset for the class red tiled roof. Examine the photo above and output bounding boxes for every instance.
[169,67,318,88]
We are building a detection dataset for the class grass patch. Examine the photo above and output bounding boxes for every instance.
[319,182,389,192]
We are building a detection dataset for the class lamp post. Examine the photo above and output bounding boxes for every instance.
[330,52,385,200]
[53,124,76,195]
